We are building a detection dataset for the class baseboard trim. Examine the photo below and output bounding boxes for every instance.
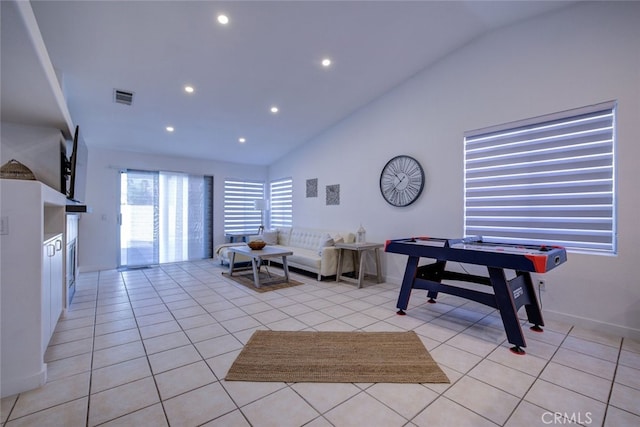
[78,264,116,273]
[543,310,640,341]
[0,363,47,398]
[385,274,639,341]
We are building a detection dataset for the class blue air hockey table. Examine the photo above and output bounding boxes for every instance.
[385,236,567,354]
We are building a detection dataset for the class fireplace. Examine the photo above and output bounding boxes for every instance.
[66,237,77,305]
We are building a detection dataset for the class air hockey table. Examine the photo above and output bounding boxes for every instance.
[385,236,567,354]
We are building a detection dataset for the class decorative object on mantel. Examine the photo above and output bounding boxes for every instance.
[326,184,340,205]
[306,178,318,198]
[0,159,36,181]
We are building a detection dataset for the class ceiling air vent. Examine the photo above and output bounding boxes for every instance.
[113,89,134,106]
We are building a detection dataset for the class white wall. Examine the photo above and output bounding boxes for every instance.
[268,2,640,338]
[79,147,267,272]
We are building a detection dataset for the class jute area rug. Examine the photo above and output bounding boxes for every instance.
[225,330,449,383]
[221,271,303,293]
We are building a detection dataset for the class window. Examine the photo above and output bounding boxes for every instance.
[224,179,264,234]
[270,177,293,228]
[464,102,616,254]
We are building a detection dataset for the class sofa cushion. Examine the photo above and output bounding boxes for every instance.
[289,228,331,251]
[287,247,322,270]
[259,230,278,245]
[276,227,293,246]
[317,233,335,255]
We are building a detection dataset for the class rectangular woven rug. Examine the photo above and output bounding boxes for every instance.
[225,330,449,383]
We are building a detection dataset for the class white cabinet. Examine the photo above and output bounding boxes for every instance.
[0,0,74,397]
[0,180,66,398]
[42,233,64,353]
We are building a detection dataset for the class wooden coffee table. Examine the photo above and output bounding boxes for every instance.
[228,245,293,288]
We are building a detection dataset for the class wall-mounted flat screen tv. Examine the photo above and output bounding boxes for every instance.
[66,125,88,203]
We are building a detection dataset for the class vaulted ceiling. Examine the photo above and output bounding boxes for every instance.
[2,1,575,165]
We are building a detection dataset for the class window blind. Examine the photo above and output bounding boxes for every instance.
[158,173,213,263]
[270,177,293,228]
[464,102,616,254]
[223,179,264,234]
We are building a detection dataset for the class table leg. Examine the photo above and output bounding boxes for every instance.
[251,258,261,288]
[229,252,236,276]
[336,248,343,282]
[352,252,358,278]
[396,256,419,314]
[282,256,290,282]
[519,271,544,329]
[374,248,382,283]
[357,250,365,288]
[488,267,526,354]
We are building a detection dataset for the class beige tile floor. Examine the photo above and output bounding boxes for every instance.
[2,260,639,427]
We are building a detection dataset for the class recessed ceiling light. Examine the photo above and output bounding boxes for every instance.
[166,126,174,132]
[238,137,246,143]
[270,106,279,114]
[184,85,194,93]
[217,14,229,25]
[321,58,332,67]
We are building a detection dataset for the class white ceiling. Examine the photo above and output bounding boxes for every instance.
[3,1,575,166]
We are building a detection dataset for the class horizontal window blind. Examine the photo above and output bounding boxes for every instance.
[224,179,264,234]
[464,102,616,254]
[270,178,293,228]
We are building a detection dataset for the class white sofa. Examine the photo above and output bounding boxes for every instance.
[215,227,356,280]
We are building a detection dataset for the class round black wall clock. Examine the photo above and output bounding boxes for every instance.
[379,155,425,207]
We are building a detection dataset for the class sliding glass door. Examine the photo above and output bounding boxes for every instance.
[119,170,213,268]
[120,170,158,267]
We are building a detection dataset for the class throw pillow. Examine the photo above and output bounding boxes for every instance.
[317,232,335,256]
[333,233,344,244]
[261,230,278,245]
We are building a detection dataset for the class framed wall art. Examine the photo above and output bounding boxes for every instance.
[326,184,340,205]
[306,178,318,198]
